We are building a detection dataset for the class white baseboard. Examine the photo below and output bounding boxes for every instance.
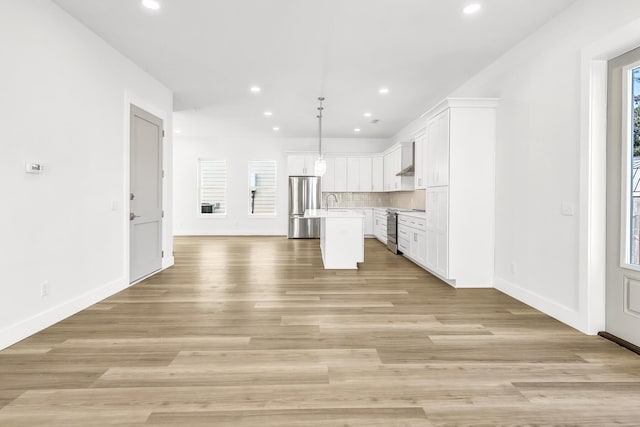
[455,282,494,289]
[162,256,175,270]
[174,230,287,236]
[495,277,586,333]
[0,277,131,351]
[417,263,492,289]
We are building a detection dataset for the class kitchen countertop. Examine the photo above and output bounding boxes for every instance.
[304,209,366,219]
[324,207,426,217]
[398,211,427,219]
[326,206,392,211]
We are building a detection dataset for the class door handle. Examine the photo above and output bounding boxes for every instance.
[130,212,141,221]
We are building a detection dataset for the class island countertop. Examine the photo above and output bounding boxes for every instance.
[304,209,365,219]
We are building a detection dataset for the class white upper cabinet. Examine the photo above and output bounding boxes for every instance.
[358,157,372,192]
[414,131,426,190]
[372,156,384,192]
[287,154,318,176]
[347,158,360,192]
[323,157,336,191]
[333,157,348,192]
[347,157,373,192]
[383,150,393,192]
[425,109,450,187]
[383,143,414,192]
[322,157,347,192]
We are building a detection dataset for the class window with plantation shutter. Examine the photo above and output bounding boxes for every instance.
[248,160,277,216]
[199,159,227,215]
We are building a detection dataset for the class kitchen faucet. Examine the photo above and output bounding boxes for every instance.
[325,193,338,211]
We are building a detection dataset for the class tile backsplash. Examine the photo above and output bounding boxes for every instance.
[321,189,426,210]
[321,192,390,208]
[390,190,426,210]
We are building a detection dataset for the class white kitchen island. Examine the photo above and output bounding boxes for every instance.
[304,209,365,269]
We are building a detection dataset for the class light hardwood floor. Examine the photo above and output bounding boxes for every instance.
[1,236,640,426]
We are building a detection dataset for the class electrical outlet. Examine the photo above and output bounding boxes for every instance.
[41,282,49,297]
[561,201,575,216]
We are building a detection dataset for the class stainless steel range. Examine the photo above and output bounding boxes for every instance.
[386,208,402,254]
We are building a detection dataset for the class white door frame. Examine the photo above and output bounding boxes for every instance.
[123,91,172,284]
[579,17,640,334]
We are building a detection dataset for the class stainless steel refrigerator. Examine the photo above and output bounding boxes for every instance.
[288,176,321,238]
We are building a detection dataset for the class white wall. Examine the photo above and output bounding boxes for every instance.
[391,0,640,333]
[174,137,389,235]
[0,1,173,350]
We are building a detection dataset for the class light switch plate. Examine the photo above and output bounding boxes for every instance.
[561,201,575,216]
[25,163,43,174]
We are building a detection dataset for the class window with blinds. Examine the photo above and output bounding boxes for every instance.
[248,160,277,215]
[199,159,227,215]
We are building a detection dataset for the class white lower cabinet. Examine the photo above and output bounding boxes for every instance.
[425,187,448,278]
[350,208,374,236]
[373,210,387,244]
[412,229,427,266]
[398,225,410,254]
[363,209,374,236]
[398,215,427,267]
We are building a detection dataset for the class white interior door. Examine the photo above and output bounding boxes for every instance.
[130,104,163,283]
[606,47,640,347]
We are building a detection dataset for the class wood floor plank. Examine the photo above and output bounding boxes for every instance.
[0,236,639,426]
[147,407,431,426]
[169,348,382,368]
[92,365,330,388]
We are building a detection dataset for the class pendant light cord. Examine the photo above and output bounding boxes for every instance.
[317,97,325,157]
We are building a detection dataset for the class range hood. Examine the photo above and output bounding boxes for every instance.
[396,141,415,176]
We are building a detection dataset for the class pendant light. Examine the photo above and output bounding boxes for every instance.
[314,97,327,176]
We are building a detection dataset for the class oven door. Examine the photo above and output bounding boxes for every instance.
[386,213,398,253]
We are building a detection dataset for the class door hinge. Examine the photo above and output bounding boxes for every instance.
[162,210,165,218]
[162,170,165,178]
[162,250,164,258]
[162,130,165,137]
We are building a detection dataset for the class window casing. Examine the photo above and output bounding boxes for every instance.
[199,159,227,216]
[248,160,277,216]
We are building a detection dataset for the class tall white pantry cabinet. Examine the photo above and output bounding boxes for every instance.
[424,98,498,288]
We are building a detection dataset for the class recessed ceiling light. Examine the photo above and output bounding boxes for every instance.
[264,111,273,117]
[363,112,372,118]
[250,86,261,93]
[142,0,161,10]
[463,3,481,14]
[378,88,389,95]
[272,126,280,131]
[354,128,361,133]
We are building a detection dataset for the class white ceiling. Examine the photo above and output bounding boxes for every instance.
[53,0,576,139]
